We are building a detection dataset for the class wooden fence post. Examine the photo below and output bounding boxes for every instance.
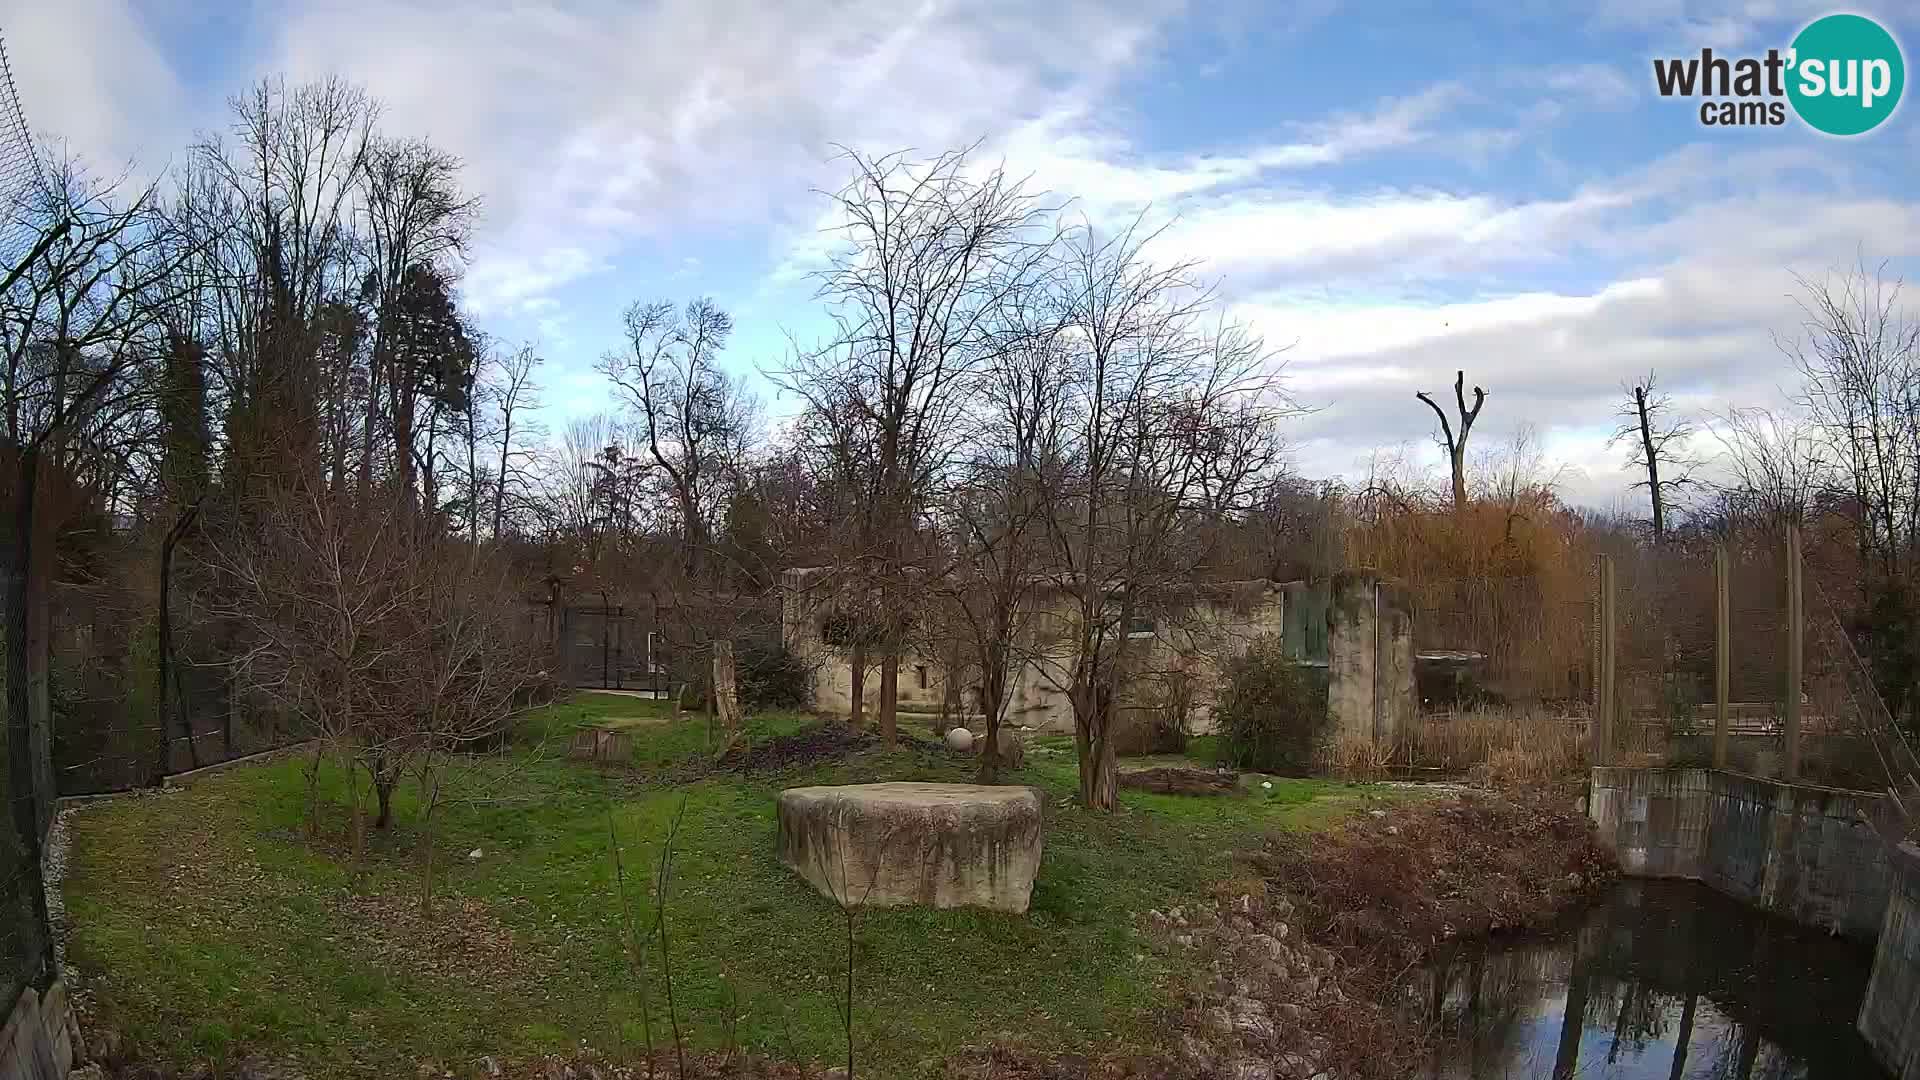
[1714,545,1730,770]
[1784,526,1803,781]
[1594,555,1616,767]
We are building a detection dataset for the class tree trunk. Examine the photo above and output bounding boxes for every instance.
[937,643,962,737]
[1635,386,1665,541]
[712,639,742,735]
[372,756,398,830]
[848,642,867,727]
[1450,446,1467,510]
[1073,681,1118,810]
[156,505,194,781]
[977,656,1007,785]
[878,651,898,747]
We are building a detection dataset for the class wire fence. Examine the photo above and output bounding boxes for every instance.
[1600,529,1919,797]
[1406,577,1593,714]
[0,31,45,277]
[0,26,55,1017]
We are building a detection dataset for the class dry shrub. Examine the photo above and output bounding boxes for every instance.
[1324,709,1588,783]
[1257,785,1615,966]
[1414,707,1586,782]
[1322,732,1393,779]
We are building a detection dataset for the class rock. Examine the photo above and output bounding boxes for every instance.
[1224,995,1274,1042]
[776,782,1044,912]
[86,1030,122,1063]
[479,1056,503,1077]
[1118,766,1239,796]
[1225,1056,1275,1080]
[945,727,975,751]
[468,848,484,861]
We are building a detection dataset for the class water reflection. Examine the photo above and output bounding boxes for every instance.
[1415,881,1888,1079]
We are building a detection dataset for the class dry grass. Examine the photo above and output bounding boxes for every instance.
[1322,708,1588,783]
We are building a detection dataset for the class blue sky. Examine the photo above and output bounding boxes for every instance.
[6,0,1918,508]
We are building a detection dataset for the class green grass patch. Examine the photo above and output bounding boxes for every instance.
[64,695,1382,1078]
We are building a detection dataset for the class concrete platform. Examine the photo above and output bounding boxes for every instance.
[776,782,1043,913]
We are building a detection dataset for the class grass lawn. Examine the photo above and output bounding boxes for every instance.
[62,693,1384,1078]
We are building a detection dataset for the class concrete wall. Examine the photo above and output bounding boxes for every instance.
[1588,767,1891,940]
[1860,841,1920,1080]
[0,980,75,1080]
[779,568,1289,736]
[1326,572,1414,745]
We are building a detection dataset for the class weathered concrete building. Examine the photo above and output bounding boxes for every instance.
[779,567,1415,743]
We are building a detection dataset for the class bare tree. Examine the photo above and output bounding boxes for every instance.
[779,145,1055,746]
[598,298,759,723]
[928,305,1069,780]
[484,342,544,539]
[358,135,478,513]
[2,157,191,830]
[1781,262,1920,724]
[1036,219,1289,810]
[1785,263,1920,582]
[194,76,378,491]
[204,486,538,846]
[1608,373,1699,540]
[1417,370,1486,511]
[1709,406,1830,528]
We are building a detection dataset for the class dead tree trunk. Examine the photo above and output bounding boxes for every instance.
[1633,385,1665,540]
[1417,370,1486,511]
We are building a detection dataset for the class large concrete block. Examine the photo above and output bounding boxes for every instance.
[1860,841,1920,1080]
[1326,572,1414,744]
[776,782,1044,913]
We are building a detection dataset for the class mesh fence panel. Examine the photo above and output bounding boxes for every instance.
[1599,531,1913,794]
[1406,577,1592,712]
[0,27,52,1011]
[0,33,45,276]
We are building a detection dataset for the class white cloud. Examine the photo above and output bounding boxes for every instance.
[1233,186,1920,505]
[0,0,190,171]
[257,0,1181,310]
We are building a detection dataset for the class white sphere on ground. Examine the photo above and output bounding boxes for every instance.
[945,727,975,751]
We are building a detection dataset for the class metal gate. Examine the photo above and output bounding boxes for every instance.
[560,605,668,693]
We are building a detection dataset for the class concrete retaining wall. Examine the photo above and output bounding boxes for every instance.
[1860,841,1920,1080]
[1589,766,1920,1079]
[1587,767,1890,940]
[0,980,75,1080]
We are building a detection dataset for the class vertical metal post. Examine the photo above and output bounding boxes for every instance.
[1784,526,1804,781]
[1714,545,1730,770]
[1594,556,1616,766]
[613,605,624,690]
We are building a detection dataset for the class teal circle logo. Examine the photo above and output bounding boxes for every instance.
[1787,13,1905,135]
